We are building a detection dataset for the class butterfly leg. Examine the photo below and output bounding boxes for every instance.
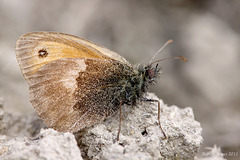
[117,102,122,141]
[141,98,167,139]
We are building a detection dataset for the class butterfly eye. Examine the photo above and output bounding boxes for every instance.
[38,49,48,58]
[147,68,155,79]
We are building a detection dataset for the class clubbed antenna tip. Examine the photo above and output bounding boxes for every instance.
[178,56,188,62]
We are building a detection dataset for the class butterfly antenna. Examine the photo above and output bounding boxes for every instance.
[149,39,173,64]
[149,56,187,67]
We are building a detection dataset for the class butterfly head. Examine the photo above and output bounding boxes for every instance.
[135,63,161,94]
[144,63,161,84]
[138,56,187,92]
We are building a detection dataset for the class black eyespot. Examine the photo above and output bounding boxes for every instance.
[38,49,48,58]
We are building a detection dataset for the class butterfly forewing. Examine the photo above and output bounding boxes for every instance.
[15,32,130,82]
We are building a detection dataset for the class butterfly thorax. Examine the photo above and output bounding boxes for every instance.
[117,63,161,106]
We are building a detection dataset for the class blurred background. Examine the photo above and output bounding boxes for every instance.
[0,0,239,159]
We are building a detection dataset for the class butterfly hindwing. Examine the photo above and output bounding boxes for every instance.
[28,57,132,132]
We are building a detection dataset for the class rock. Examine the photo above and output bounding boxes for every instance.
[0,93,203,160]
[0,129,82,160]
[75,93,203,160]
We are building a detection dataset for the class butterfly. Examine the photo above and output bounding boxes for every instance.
[15,32,186,140]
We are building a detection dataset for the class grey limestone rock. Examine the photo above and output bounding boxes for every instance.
[0,129,82,160]
[0,93,203,159]
[76,93,203,160]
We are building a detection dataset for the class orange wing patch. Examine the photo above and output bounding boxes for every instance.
[15,32,130,81]
[15,32,108,80]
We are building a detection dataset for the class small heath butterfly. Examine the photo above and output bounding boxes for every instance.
[15,32,186,140]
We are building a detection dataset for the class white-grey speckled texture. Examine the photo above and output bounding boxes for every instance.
[0,93,203,160]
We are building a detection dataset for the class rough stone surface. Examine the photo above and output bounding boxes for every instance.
[0,93,203,160]
[0,129,82,160]
[75,93,203,160]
